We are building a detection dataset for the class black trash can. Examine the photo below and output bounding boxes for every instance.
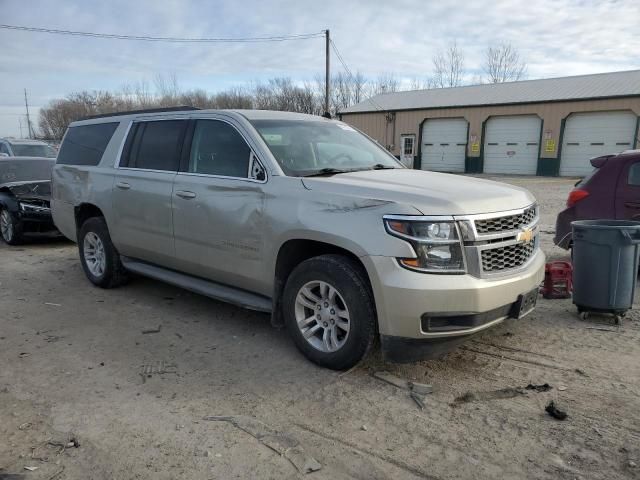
[572,220,640,319]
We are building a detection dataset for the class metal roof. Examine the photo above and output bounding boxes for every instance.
[341,69,640,114]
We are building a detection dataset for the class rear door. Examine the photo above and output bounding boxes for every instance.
[111,119,187,266]
[171,118,268,294]
[616,159,640,220]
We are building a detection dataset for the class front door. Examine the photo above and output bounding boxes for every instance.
[400,135,415,168]
[616,160,640,221]
[111,119,187,266]
[172,118,268,294]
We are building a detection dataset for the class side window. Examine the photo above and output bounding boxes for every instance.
[124,120,186,171]
[56,122,119,166]
[188,120,250,178]
[0,143,9,155]
[629,163,640,186]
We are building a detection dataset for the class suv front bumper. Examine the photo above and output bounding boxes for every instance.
[361,250,545,362]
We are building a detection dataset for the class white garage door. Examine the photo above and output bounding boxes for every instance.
[483,116,541,175]
[560,111,637,177]
[420,118,468,172]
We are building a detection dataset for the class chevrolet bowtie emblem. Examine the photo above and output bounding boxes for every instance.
[517,229,534,243]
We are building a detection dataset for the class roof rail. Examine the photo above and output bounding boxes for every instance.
[81,106,200,121]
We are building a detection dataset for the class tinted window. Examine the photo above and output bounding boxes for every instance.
[0,143,9,154]
[10,144,57,158]
[629,162,640,186]
[188,120,250,177]
[125,120,186,171]
[57,123,118,165]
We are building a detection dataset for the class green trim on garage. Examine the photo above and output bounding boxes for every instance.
[465,157,482,173]
[536,157,560,176]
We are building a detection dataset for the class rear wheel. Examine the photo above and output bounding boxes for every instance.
[78,217,128,288]
[0,208,23,245]
[282,254,376,370]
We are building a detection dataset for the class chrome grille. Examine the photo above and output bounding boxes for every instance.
[481,241,535,272]
[475,205,537,234]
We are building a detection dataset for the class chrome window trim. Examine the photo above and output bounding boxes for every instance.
[175,171,267,184]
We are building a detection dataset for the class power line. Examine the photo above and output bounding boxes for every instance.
[0,24,325,43]
[329,39,384,111]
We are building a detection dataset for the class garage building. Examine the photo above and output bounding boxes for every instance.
[340,70,640,176]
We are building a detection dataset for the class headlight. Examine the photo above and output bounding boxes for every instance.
[19,201,50,213]
[384,217,466,273]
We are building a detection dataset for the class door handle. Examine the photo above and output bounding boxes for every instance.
[625,202,640,209]
[175,190,196,199]
[115,182,131,190]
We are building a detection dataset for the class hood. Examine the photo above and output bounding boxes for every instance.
[301,169,535,215]
[1,180,51,201]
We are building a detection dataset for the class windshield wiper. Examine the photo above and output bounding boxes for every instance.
[302,168,354,177]
[371,164,396,170]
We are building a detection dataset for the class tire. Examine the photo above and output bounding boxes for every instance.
[282,254,376,370]
[0,207,23,245]
[78,217,128,288]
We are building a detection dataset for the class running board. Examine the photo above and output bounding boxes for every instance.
[120,256,272,313]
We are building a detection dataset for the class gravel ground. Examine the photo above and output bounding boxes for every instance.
[1,175,639,480]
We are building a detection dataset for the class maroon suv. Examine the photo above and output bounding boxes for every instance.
[555,150,640,249]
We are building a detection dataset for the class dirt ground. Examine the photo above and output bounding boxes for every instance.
[1,175,639,480]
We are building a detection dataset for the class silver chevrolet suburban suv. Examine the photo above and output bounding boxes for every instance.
[51,108,544,369]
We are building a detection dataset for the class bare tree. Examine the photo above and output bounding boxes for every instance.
[407,76,429,91]
[429,41,465,88]
[371,73,400,95]
[483,44,527,83]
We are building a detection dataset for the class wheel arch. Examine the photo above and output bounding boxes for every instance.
[74,203,105,233]
[270,238,374,328]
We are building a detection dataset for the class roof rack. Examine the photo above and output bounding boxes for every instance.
[81,106,200,121]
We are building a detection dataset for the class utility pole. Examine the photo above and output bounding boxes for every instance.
[24,88,33,139]
[324,29,330,118]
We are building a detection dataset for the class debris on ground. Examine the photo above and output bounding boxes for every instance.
[24,466,39,471]
[525,383,552,392]
[409,391,426,410]
[372,371,408,389]
[454,387,525,404]
[360,425,367,431]
[545,400,568,420]
[558,385,567,391]
[19,352,31,358]
[44,302,61,307]
[408,381,433,395]
[575,368,588,376]
[140,361,177,383]
[203,415,321,474]
[141,325,162,334]
[18,421,32,430]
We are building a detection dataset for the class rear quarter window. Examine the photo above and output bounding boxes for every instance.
[628,162,640,186]
[57,122,119,166]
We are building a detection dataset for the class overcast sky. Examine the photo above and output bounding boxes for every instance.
[1,0,639,137]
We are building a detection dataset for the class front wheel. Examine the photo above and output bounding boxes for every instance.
[282,254,376,370]
[0,207,23,245]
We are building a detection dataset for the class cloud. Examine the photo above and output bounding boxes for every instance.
[0,0,638,136]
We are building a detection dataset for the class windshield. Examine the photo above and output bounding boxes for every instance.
[10,143,57,158]
[250,120,402,176]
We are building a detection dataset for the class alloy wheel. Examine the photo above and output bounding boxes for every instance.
[294,280,351,352]
[83,232,106,278]
[0,209,13,242]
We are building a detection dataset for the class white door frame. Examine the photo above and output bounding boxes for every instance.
[400,134,416,168]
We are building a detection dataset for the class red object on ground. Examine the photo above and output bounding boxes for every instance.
[541,261,573,299]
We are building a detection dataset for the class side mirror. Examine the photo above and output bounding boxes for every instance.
[249,153,266,181]
[0,153,9,157]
